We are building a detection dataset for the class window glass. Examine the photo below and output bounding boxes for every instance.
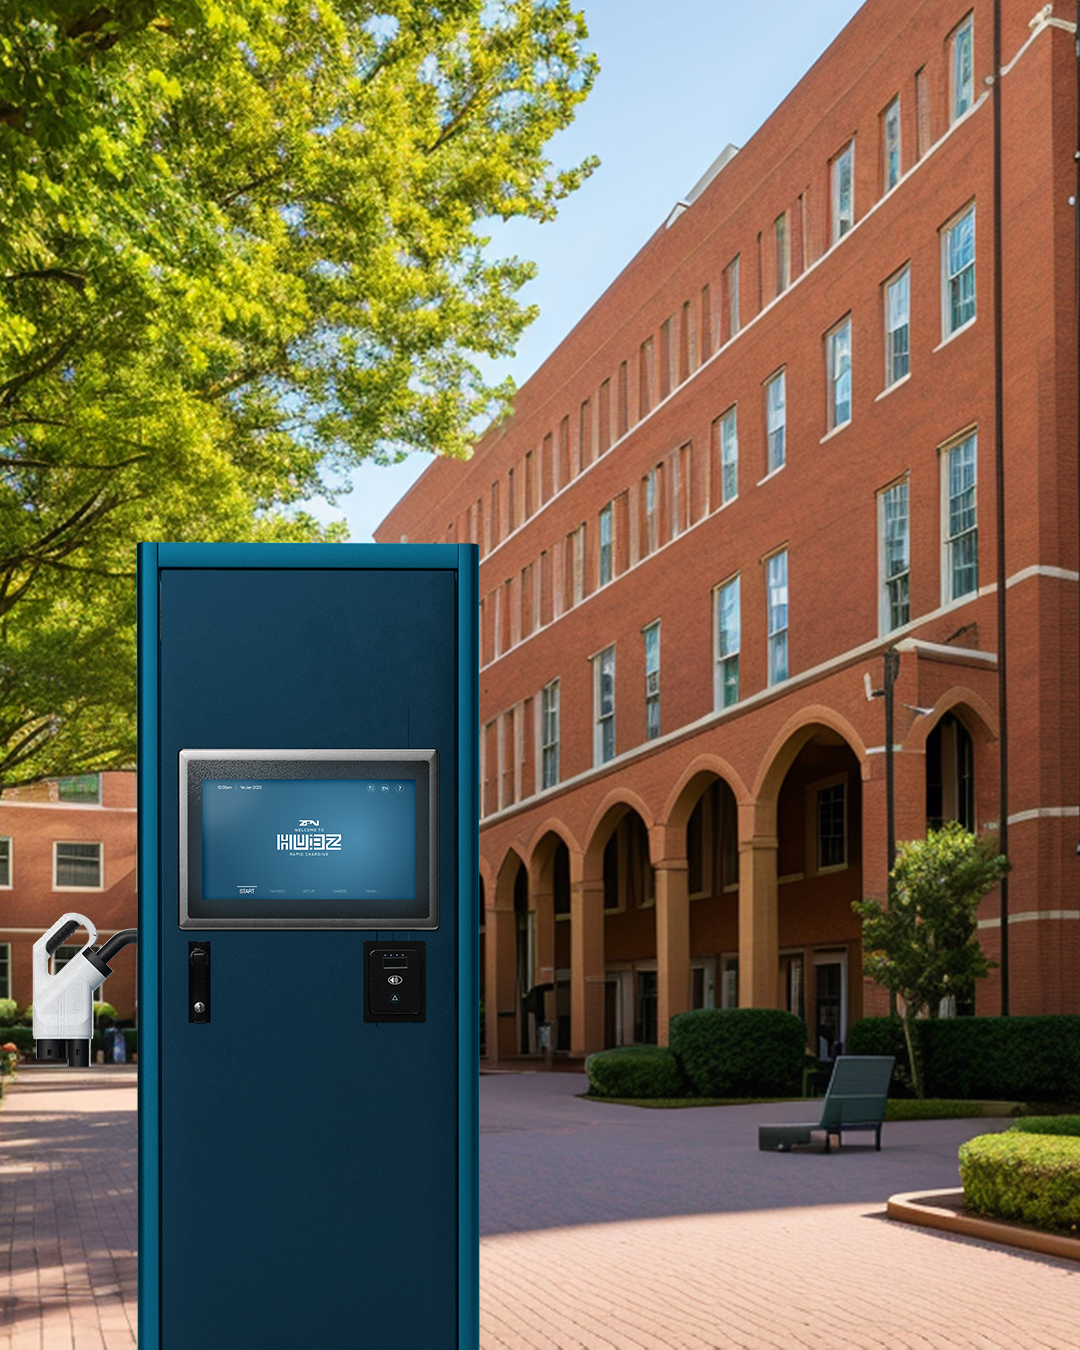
[881,481,910,632]
[715,578,740,708]
[775,212,789,294]
[883,97,901,191]
[946,434,978,600]
[541,680,560,789]
[944,206,976,335]
[720,408,738,504]
[832,143,854,241]
[766,372,786,472]
[56,774,101,805]
[952,15,974,122]
[644,623,660,740]
[885,268,910,385]
[599,503,613,586]
[595,646,616,764]
[767,551,789,685]
[827,319,852,428]
[817,782,846,868]
[0,838,9,887]
[55,842,102,888]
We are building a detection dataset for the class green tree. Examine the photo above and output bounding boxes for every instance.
[853,823,1009,1097]
[0,1,597,783]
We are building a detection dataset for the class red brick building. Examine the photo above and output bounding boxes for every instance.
[378,0,1080,1061]
[0,773,138,1020]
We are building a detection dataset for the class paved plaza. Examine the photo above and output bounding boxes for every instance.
[1,1065,1079,1347]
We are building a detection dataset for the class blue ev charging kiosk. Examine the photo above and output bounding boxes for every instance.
[137,543,479,1350]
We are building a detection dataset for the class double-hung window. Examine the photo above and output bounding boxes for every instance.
[725,255,741,339]
[944,432,978,602]
[832,142,854,242]
[715,577,740,709]
[643,622,660,741]
[766,550,789,685]
[951,14,974,122]
[942,204,976,337]
[54,841,102,889]
[0,837,10,887]
[885,266,910,386]
[593,645,616,765]
[817,781,847,870]
[541,679,560,789]
[765,370,786,473]
[879,480,910,633]
[719,407,738,505]
[775,212,789,294]
[598,503,613,587]
[826,318,852,430]
[882,97,901,192]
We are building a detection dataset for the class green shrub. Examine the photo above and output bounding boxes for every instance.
[669,1007,805,1098]
[585,1046,686,1099]
[5,1027,34,1056]
[849,1015,1080,1101]
[0,998,18,1027]
[960,1131,1080,1231]
[1011,1116,1080,1137]
[847,1016,913,1095]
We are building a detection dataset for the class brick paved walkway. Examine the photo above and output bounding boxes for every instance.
[3,1065,1079,1348]
[0,1067,137,1350]
[480,1073,1080,1349]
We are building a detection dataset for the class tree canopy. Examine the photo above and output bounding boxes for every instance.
[0,0,597,783]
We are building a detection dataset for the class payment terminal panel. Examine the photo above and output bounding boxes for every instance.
[137,545,479,1350]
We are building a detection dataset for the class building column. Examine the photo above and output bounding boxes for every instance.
[529,858,557,1025]
[653,839,690,1045]
[569,847,605,1056]
[737,832,780,1008]
[484,897,518,1063]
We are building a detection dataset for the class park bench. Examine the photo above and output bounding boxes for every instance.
[758,1054,895,1153]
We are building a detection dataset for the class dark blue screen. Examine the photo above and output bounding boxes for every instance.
[201,779,416,902]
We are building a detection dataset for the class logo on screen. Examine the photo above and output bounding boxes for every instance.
[277,822,342,851]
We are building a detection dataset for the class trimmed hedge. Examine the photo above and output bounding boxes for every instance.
[960,1131,1080,1231]
[849,1015,1080,1101]
[1011,1116,1080,1138]
[669,1007,805,1098]
[585,1046,686,1099]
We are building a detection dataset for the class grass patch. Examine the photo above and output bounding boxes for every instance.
[580,1095,1022,1116]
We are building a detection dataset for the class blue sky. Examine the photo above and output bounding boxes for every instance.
[311,0,866,542]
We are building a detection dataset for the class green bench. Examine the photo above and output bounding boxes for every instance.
[758,1054,895,1153]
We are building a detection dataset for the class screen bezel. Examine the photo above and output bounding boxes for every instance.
[179,749,438,930]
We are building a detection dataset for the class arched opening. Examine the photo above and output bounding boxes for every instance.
[926,711,975,831]
[770,725,864,1060]
[599,808,656,1046]
[685,777,740,1010]
[527,830,573,1056]
[513,862,531,1053]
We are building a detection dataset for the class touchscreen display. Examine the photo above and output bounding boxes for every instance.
[201,778,416,903]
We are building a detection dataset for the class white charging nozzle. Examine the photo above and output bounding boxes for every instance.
[33,913,108,1068]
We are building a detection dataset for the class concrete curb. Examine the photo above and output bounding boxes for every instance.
[887,1187,1080,1264]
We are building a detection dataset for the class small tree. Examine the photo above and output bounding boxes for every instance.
[853,822,1009,1097]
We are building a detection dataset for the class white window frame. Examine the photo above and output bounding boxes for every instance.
[883,96,901,192]
[643,621,660,741]
[884,265,910,387]
[53,840,104,891]
[725,255,741,338]
[826,317,852,430]
[942,203,976,338]
[951,13,974,123]
[0,836,10,888]
[714,575,741,710]
[878,478,911,634]
[593,645,616,766]
[942,431,978,603]
[644,468,660,555]
[598,502,613,587]
[541,679,560,790]
[831,141,854,242]
[719,406,738,505]
[766,549,789,686]
[765,369,786,473]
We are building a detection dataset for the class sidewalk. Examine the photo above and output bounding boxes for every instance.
[0,1066,137,1350]
[480,1073,1080,1349]
[3,1066,1079,1348]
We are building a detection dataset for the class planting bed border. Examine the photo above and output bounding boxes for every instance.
[887,1188,1080,1264]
